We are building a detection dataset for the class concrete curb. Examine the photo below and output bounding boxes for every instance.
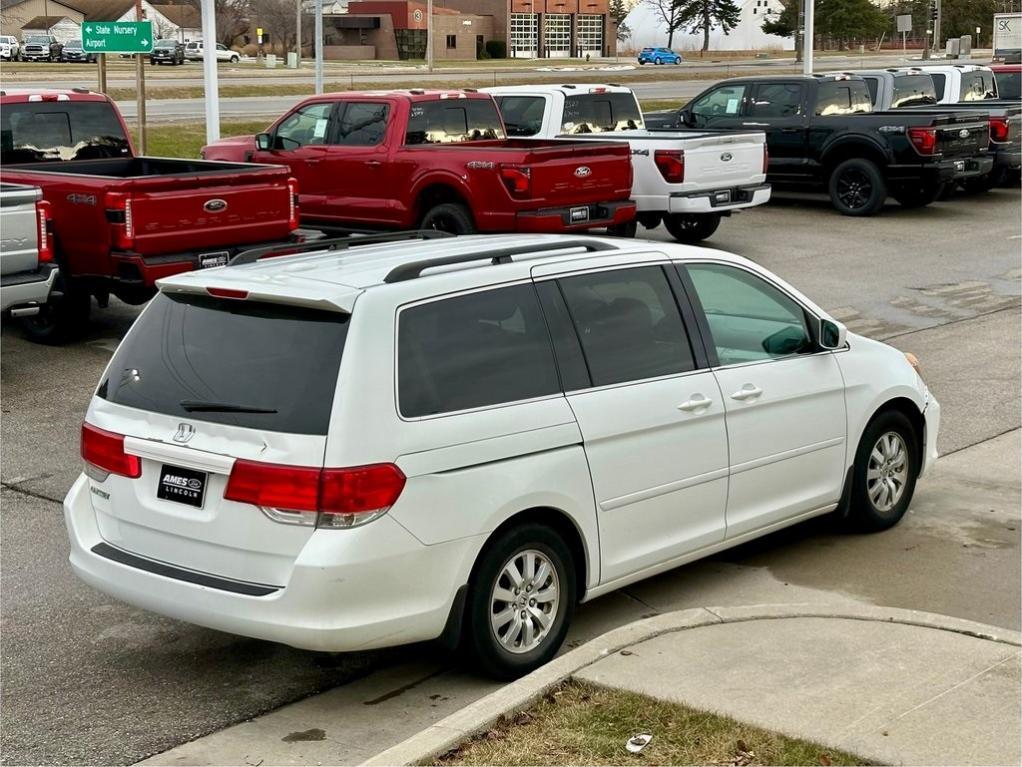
[360,603,1022,766]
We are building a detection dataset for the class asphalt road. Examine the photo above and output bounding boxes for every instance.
[2,188,1019,765]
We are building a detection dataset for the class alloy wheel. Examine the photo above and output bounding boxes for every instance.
[489,549,560,654]
[867,431,909,512]
[836,167,873,211]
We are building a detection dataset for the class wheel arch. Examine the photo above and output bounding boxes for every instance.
[821,138,891,175]
[860,396,927,478]
[411,175,475,225]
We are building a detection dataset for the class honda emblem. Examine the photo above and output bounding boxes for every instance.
[172,423,195,443]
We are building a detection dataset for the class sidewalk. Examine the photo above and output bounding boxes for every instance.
[365,605,1021,767]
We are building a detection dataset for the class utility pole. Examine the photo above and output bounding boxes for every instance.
[795,0,804,63]
[314,0,323,93]
[134,0,147,153]
[96,53,107,93]
[802,0,813,74]
[426,0,433,71]
[201,0,220,144]
[295,0,301,66]
[934,0,941,54]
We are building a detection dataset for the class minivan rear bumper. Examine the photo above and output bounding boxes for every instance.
[64,475,482,652]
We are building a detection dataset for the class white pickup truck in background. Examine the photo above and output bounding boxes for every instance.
[0,183,56,319]
[483,84,771,243]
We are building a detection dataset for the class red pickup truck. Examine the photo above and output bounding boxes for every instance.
[202,90,636,235]
[1,89,299,343]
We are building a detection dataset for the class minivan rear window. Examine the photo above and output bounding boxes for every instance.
[97,293,348,434]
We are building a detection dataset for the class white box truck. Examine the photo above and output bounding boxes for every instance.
[993,13,1021,63]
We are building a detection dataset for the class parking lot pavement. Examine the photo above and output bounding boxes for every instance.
[1,189,1019,765]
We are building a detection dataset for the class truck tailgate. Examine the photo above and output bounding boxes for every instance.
[127,168,294,256]
[885,111,992,158]
[661,132,766,188]
[515,140,633,206]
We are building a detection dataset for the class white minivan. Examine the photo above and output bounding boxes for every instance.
[64,233,939,678]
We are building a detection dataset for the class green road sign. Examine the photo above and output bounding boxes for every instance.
[82,20,154,54]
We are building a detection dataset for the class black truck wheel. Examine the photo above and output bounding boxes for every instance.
[20,280,91,345]
[663,213,721,244]
[893,182,943,209]
[420,202,476,235]
[828,158,886,216]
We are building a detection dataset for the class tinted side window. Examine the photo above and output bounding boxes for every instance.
[891,75,937,107]
[495,95,546,136]
[274,102,333,149]
[930,73,947,100]
[686,264,812,366]
[561,93,644,133]
[960,71,997,101]
[398,284,560,417]
[335,102,388,145]
[691,84,747,121]
[1,101,131,163]
[750,82,804,117]
[814,81,871,115]
[559,266,695,387]
[405,99,506,144]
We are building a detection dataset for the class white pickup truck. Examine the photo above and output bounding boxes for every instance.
[905,65,1000,104]
[483,84,771,243]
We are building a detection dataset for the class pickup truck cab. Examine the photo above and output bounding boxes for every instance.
[908,64,999,104]
[0,183,57,317]
[992,64,1021,100]
[21,34,61,61]
[1,89,301,343]
[483,84,770,243]
[203,90,636,236]
[854,68,1021,191]
[647,74,993,216]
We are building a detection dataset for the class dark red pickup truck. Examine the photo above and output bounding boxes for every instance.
[202,90,636,235]
[1,90,299,342]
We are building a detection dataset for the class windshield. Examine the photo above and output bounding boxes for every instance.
[97,293,349,434]
[65,39,83,49]
[561,92,644,133]
[155,40,177,48]
[892,75,937,107]
[1,101,131,163]
[995,71,1021,100]
[25,36,50,44]
[404,99,506,144]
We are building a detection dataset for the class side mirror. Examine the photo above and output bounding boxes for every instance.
[819,318,847,350]
[255,132,273,151]
[679,108,694,127]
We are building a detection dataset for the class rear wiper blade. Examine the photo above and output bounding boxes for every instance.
[180,400,278,414]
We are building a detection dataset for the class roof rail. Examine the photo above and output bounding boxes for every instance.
[229,230,452,267]
[384,240,617,284]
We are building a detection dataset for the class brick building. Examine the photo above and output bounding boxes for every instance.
[505,0,613,58]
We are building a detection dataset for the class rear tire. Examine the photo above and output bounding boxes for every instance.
[828,158,886,216]
[847,410,919,533]
[420,202,476,235]
[464,523,576,680]
[663,213,721,243]
[20,279,91,345]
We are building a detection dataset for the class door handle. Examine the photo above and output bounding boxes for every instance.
[781,127,801,133]
[730,384,763,401]
[306,159,321,165]
[366,160,382,167]
[742,122,768,127]
[678,394,712,412]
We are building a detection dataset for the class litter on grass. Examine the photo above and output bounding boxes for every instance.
[626,734,652,753]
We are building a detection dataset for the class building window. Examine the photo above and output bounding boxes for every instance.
[446,34,456,49]
[510,12,538,57]
[577,14,603,56]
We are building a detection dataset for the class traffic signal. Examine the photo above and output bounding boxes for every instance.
[930,5,938,20]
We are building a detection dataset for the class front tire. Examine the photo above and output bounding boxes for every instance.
[663,213,721,243]
[420,202,476,234]
[828,158,886,216]
[464,523,576,680]
[847,410,918,532]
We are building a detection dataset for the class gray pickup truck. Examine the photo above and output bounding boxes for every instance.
[1,183,57,318]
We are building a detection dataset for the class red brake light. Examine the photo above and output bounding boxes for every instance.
[654,149,685,183]
[206,287,248,299]
[225,460,406,527]
[287,176,299,229]
[500,165,532,198]
[989,117,1010,143]
[81,423,141,479]
[35,199,53,264]
[105,191,134,250]
[908,127,937,155]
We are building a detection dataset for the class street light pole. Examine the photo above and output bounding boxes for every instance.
[296,0,301,66]
[802,0,814,74]
[314,0,323,93]
[200,0,220,144]
[134,0,147,153]
[426,0,433,72]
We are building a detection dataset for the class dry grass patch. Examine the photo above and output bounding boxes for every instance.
[432,680,871,767]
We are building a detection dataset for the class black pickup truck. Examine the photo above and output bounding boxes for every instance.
[850,68,1022,192]
[645,74,993,216]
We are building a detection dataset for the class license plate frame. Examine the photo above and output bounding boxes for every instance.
[157,464,208,509]
[569,206,590,223]
[199,251,230,269]
[954,160,965,173]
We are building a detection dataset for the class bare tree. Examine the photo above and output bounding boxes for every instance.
[643,0,684,46]
[249,0,295,52]
[180,0,251,46]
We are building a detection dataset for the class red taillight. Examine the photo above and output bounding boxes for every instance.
[989,117,1010,143]
[762,144,769,174]
[654,149,685,183]
[81,423,141,479]
[287,176,299,229]
[225,460,406,528]
[206,287,248,299]
[105,191,134,250]
[500,165,532,198]
[908,127,938,155]
[35,199,53,264]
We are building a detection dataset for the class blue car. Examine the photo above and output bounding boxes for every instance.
[638,47,682,65]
